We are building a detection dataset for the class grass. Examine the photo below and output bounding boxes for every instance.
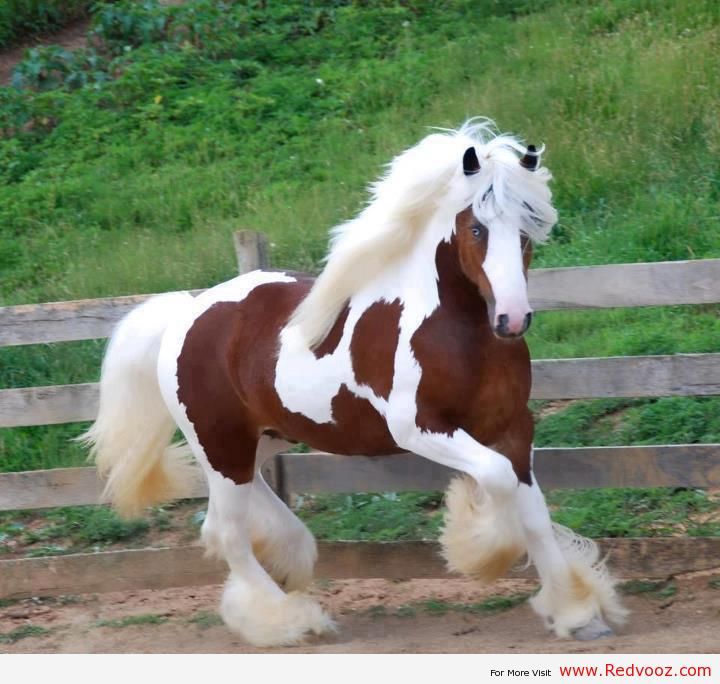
[297,491,443,541]
[292,485,720,542]
[0,506,148,551]
[2,1,719,304]
[97,613,168,628]
[0,624,51,644]
[548,487,720,538]
[620,580,677,599]
[370,594,530,618]
[187,611,223,629]
[534,397,720,449]
[0,598,21,608]
[1,0,719,542]
[0,500,204,557]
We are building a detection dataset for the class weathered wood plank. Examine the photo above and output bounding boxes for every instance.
[531,353,720,399]
[278,444,720,494]
[1,538,719,598]
[0,467,207,511]
[535,444,720,489]
[0,546,226,598]
[2,259,719,348]
[528,258,720,310]
[0,383,99,427]
[0,291,204,348]
[2,354,718,428]
[2,444,718,511]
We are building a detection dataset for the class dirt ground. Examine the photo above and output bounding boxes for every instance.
[2,572,719,654]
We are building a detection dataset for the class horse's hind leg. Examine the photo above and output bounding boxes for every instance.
[248,436,318,592]
[517,459,628,639]
[195,436,333,647]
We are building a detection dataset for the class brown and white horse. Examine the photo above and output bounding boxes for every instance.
[83,121,626,646]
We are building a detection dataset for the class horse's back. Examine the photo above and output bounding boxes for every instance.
[163,270,398,483]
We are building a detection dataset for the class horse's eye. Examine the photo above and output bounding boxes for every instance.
[471,226,483,238]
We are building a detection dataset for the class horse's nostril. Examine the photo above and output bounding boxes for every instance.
[524,312,533,330]
[497,313,509,331]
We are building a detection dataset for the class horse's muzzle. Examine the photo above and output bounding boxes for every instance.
[494,312,532,338]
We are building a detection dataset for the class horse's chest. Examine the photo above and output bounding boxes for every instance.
[410,308,531,441]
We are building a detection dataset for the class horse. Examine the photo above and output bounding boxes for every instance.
[82,120,627,647]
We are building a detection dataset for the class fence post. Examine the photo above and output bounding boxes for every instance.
[233,230,269,274]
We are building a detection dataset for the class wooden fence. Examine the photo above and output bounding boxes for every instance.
[1,231,719,599]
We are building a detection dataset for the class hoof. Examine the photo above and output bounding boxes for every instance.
[572,616,614,641]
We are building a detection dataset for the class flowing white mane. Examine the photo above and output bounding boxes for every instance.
[289,119,558,347]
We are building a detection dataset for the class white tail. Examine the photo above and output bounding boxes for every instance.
[80,292,195,517]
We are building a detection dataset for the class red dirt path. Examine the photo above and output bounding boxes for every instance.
[2,573,719,653]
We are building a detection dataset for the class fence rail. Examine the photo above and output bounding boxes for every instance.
[2,354,720,428]
[1,233,719,598]
[4,537,720,599]
[2,443,720,513]
[2,257,719,348]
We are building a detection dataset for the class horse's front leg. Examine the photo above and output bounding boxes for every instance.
[488,410,627,639]
[389,406,522,496]
[516,463,628,640]
[388,412,527,583]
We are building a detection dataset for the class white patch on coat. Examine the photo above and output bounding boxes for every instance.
[275,207,454,424]
[483,219,532,331]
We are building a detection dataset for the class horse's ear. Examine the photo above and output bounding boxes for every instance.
[463,146,481,176]
[519,144,539,171]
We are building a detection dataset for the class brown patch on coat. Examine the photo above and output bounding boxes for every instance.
[410,208,534,484]
[313,306,349,359]
[176,278,400,486]
[490,408,534,486]
[351,299,403,400]
[455,207,494,312]
[176,300,262,485]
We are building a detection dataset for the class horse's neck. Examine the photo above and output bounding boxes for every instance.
[433,235,489,322]
[349,226,488,336]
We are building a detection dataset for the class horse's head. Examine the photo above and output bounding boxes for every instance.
[455,142,555,339]
[289,120,556,349]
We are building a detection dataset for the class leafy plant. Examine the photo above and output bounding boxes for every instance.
[11,46,109,91]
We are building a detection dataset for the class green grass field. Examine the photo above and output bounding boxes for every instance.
[1,0,719,547]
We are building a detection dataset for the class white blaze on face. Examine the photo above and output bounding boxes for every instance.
[482,221,532,335]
